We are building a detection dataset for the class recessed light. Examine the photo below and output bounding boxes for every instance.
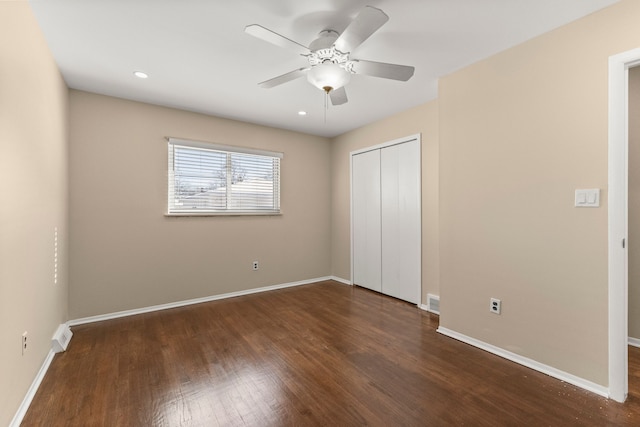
[298,111,307,116]
[133,71,148,79]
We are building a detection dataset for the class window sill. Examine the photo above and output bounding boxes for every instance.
[165,211,282,217]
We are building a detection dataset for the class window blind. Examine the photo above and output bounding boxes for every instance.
[167,138,282,215]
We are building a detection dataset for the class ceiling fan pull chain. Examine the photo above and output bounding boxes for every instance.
[324,91,328,124]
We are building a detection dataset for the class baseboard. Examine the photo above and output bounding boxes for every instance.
[9,350,55,427]
[69,276,335,326]
[436,327,609,399]
[629,337,640,348]
[330,276,351,285]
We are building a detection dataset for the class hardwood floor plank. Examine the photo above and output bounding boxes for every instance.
[21,281,640,426]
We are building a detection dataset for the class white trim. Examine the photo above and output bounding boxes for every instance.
[165,211,282,217]
[68,277,333,326]
[607,48,640,403]
[350,148,355,290]
[629,337,640,348]
[349,133,421,156]
[9,350,55,427]
[330,276,352,285]
[437,327,609,399]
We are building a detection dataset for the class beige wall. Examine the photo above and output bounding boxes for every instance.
[439,0,640,386]
[331,101,440,302]
[7,1,640,418]
[630,67,640,340]
[0,2,69,425]
[68,91,331,318]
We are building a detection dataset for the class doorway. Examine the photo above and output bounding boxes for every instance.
[630,65,640,404]
[629,66,640,352]
[608,48,640,403]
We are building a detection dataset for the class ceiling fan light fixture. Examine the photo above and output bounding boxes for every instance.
[306,62,351,93]
[246,5,413,106]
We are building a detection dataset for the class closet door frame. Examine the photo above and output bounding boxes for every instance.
[350,133,422,303]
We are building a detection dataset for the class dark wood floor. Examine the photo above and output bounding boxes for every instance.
[22,280,640,426]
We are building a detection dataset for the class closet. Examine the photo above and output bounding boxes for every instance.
[351,135,421,304]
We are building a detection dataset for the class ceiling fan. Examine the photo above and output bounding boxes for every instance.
[245,6,415,106]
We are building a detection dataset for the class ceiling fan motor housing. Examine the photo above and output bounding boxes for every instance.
[307,30,354,74]
[309,30,339,51]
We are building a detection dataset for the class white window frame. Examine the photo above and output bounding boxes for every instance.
[167,137,283,216]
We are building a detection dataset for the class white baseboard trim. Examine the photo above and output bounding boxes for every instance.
[69,276,335,327]
[10,350,55,427]
[436,327,609,399]
[629,337,640,348]
[330,276,352,285]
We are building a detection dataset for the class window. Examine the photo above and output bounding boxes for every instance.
[167,138,282,215]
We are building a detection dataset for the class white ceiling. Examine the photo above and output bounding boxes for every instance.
[29,0,619,138]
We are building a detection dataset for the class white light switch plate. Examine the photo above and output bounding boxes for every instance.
[575,189,600,207]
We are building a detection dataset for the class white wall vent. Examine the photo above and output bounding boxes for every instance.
[52,324,73,353]
[426,294,440,315]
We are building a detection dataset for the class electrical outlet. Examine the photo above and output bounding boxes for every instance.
[490,298,501,315]
[22,331,28,355]
[252,261,259,271]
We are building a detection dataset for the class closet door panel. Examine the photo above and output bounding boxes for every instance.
[381,140,421,304]
[352,150,382,292]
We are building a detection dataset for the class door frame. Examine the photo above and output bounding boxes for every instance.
[608,48,640,402]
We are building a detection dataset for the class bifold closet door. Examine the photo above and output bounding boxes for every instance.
[352,149,382,292]
[381,140,421,304]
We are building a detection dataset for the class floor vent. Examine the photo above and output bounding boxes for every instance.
[52,324,73,353]
[426,294,440,315]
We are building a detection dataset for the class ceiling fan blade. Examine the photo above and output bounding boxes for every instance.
[258,68,310,89]
[330,87,348,106]
[350,60,415,81]
[334,6,389,53]
[245,24,309,55]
